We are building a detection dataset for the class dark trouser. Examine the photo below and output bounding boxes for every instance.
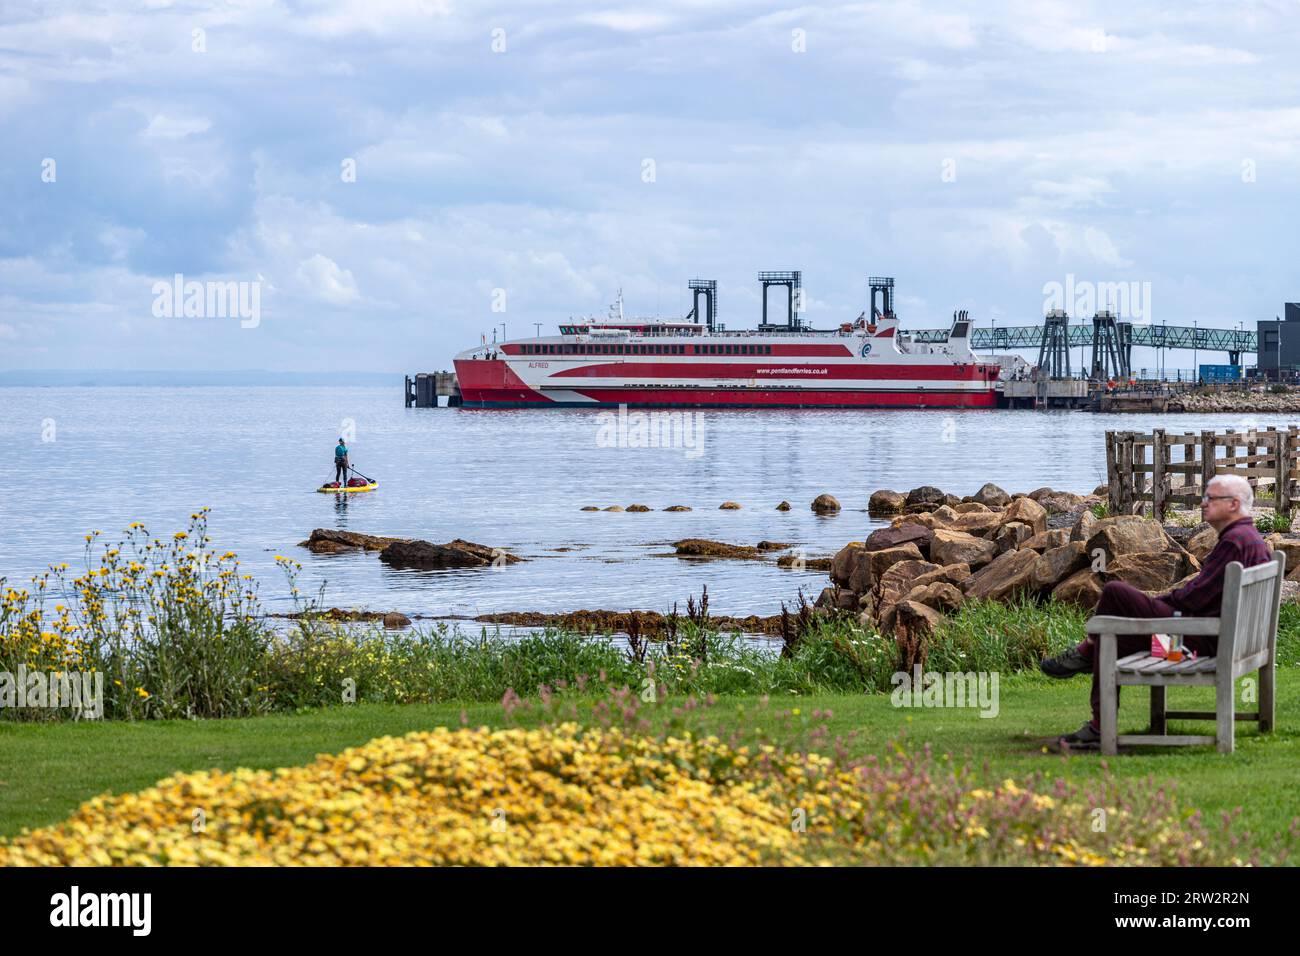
[1077,581,1217,728]
[335,459,348,483]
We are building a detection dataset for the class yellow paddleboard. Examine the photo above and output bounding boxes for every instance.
[317,482,378,494]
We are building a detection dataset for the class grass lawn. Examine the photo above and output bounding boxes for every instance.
[2,671,1298,857]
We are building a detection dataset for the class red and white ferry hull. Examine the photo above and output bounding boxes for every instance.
[453,319,999,409]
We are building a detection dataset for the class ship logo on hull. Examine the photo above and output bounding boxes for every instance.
[860,342,873,357]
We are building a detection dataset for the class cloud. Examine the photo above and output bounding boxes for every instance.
[1,0,1298,370]
[296,254,360,305]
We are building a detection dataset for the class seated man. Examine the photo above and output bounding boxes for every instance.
[1039,474,1272,746]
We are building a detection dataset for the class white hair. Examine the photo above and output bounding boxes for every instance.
[1208,474,1253,512]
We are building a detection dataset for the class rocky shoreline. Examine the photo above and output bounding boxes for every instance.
[819,482,1300,658]
[1167,392,1300,414]
[289,483,1300,641]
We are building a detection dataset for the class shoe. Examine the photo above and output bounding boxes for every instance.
[1040,645,1092,678]
[1059,721,1101,747]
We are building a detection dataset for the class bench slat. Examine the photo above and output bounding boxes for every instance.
[1087,616,1220,636]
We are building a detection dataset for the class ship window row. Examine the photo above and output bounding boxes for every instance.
[520,343,775,356]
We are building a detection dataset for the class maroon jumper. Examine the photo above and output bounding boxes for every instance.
[1076,516,1272,728]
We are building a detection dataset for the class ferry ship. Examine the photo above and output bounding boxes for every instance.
[453,286,999,409]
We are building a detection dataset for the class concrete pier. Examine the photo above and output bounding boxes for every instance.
[405,372,461,408]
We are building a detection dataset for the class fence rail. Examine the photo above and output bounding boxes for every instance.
[1105,427,1299,519]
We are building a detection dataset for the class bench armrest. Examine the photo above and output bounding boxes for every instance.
[1085,615,1220,636]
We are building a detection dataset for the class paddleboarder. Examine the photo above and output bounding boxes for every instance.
[334,438,349,486]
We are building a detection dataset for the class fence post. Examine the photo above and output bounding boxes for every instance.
[1119,432,1135,515]
[1153,428,1167,521]
[1105,431,1119,514]
[1286,426,1298,518]
[1200,429,1217,503]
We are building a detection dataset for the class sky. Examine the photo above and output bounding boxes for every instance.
[1,0,1298,374]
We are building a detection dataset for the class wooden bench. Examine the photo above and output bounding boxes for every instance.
[1085,550,1285,755]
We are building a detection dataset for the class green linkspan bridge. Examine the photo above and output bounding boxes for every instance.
[911,322,1257,355]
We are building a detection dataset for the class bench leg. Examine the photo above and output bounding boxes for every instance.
[1260,660,1276,733]
[1149,685,1166,735]
[1216,675,1235,755]
[1100,634,1118,755]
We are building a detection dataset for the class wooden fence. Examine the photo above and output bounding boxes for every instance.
[1105,427,1299,519]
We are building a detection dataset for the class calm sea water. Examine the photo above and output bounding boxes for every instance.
[0,386,1278,622]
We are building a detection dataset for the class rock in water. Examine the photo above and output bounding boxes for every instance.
[905,485,946,509]
[299,529,408,554]
[672,539,763,559]
[811,494,841,514]
[380,539,521,569]
[868,490,906,514]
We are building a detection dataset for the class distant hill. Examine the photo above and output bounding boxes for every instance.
[0,370,400,387]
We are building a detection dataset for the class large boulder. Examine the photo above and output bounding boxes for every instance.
[971,482,1011,507]
[893,600,945,646]
[1268,536,1300,573]
[379,538,521,569]
[1030,542,1091,592]
[1084,516,1168,564]
[947,512,1004,537]
[864,523,933,555]
[816,586,861,611]
[1022,529,1070,552]
[998,497,1048,535]
[867,543,926,587]
[811,494,841,514]
[1104,551,1184,592]
[1070,509,1098,544]
[868,490,906,515]
[962,548,1040,603]
[904,581,965,613]
[906,485,946,508]
[1052,569,1104,608]
[892,512,943,531]
[870,559,942,627]
[930,529,997,568]
[930,505,959,525]
[952,502,993,515]
[1038,492,1087,515]
[994,521,1035,555]
[830,543,869,587]
[909,562,973,590]
[1025,487,1056,501]
[299,528,408,554]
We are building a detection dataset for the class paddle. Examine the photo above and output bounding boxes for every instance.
[347,464,376,485]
